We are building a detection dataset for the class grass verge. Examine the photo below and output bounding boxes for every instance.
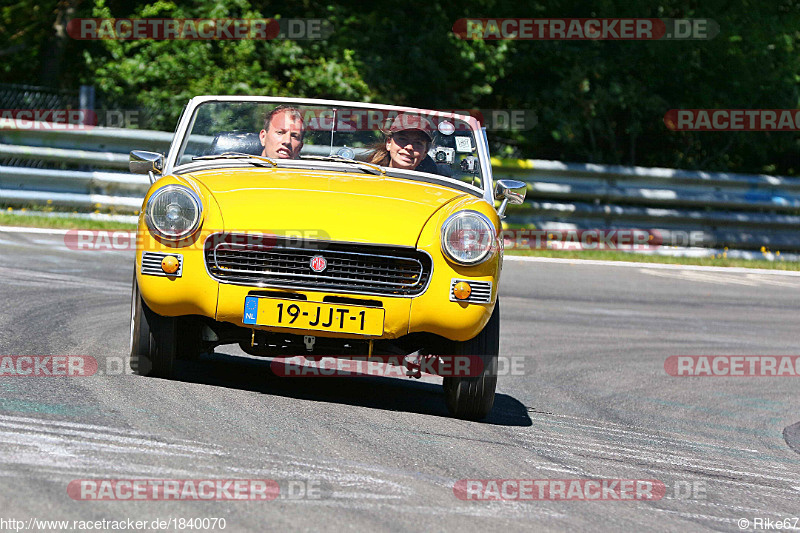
[0,212,137,230]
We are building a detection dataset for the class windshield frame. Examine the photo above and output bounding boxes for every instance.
[165,96,494,203]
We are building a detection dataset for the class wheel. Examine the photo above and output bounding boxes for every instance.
[129,272,177,378]
[443,300,500,420]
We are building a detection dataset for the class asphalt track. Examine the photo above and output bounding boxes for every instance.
[0,228,799,532]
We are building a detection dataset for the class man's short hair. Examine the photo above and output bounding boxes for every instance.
[263,105,305,138]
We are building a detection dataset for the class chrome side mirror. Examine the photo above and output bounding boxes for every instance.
[494,179,527,218]
[130,150,164,178]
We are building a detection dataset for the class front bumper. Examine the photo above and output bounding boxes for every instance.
[136,245,497,343]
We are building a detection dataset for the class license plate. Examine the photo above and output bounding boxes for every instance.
[243,297,384,336]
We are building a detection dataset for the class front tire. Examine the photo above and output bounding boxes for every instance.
[129,273,177,378]
[443,300,500,420]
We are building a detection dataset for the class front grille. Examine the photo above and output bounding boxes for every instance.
[204,233,432,296]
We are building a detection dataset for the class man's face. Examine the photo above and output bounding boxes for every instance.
[386,130,429,170]
[260,110,304,159]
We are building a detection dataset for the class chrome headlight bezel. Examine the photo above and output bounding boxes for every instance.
[144,184,203,240]
[440,210,497,265]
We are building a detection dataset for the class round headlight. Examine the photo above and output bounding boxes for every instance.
[145,185,202,240]
[441,210,496,265]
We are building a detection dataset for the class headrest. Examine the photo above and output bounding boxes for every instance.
[206,131,263,156]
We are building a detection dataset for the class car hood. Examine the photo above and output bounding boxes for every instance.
[183,167,469,245]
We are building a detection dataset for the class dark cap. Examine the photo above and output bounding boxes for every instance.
[383,113,435,141]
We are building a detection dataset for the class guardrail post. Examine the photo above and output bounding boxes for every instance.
[78,85,96,172]
[79,85,95,125]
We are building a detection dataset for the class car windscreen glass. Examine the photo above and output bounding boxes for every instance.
[175,101,485,191]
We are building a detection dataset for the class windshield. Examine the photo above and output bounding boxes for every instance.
[174,101,486,192]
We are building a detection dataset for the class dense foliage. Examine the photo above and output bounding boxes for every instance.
[2,0,800,174]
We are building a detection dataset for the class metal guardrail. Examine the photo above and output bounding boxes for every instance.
[2,123,800,251]
[0,124,172,214]
[494,159,800,251]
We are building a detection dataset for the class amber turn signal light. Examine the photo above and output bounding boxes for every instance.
[453,281,472,300]
[161,255,180,274]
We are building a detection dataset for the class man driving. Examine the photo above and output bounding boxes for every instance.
[259,105,305,159]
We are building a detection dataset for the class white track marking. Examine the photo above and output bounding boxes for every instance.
[0,226,72,235]
[640,269,762,286]
[505,254,800,277]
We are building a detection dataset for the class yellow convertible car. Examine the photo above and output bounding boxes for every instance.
[128,96,525,419]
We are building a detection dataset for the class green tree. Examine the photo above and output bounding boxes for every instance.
[486,0,800,172]
[4,0,800,174]
[85,0,371,129]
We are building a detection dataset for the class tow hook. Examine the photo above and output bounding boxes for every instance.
[304,335,315,352]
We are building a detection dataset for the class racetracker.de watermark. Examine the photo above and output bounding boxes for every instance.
[501,229,661,251]
[665,356,800,377]
[63,230,332,251]
[0,356,137,377]
[0,109,143,130]
[68,479,329,501]
[69,480,276,501]
[0,356,97,377]
[66,18,334,40]
[251,107,537,132]
[664,109,800,131]
[453,479,665,501]
[452,18,718,40]
[270,355,528,378]
[0,109,94,130]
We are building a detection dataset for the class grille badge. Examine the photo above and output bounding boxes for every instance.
[309,255,327,272]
